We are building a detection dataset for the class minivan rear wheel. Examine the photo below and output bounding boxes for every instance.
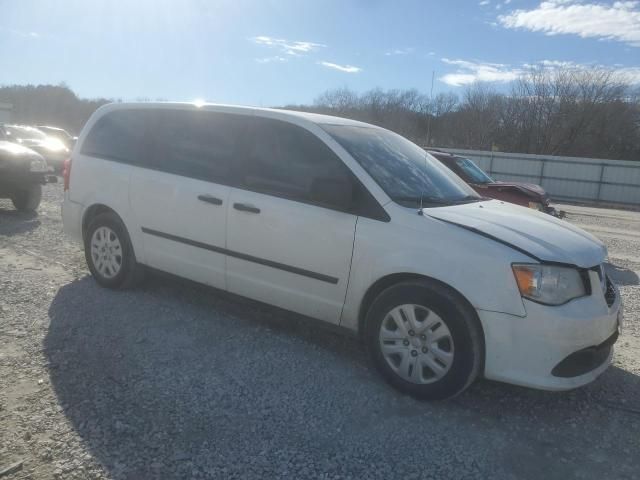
[84,212,144,289]
[365,280,483,400]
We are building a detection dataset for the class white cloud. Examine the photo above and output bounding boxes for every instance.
[255,56,288,64]
[318,61,362,73]
[614,66,640,83]
[440,58,522,86]
[479,0,490,5]
[499,1,640,47]
[250,36,326,56]
[538,59,575,68]
[440,57,640,86]
[385,47,415,56]
[534,59,640,83]
[0,27,40,38]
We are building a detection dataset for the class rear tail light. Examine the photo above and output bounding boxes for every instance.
[63,157,72,191]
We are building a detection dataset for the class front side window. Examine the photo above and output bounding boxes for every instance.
[241,117,353,208]
[454,157,494,184]
[322,125,481,208]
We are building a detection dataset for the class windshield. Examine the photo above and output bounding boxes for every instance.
[322,125,481,208]
[4,125,48,141]
[40,127,72,141]
[454,157,494,184]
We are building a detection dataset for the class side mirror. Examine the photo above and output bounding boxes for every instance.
[310,177,354,210]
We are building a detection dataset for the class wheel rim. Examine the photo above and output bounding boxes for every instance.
[90,226,123,279]
[378,304,455,384]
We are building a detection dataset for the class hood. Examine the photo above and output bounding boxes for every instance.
[0,141,44,168]
[487,181,546,198]
[15,140,69,162]
[0,140,40,157]
[425,200,606,268]
[17,138,69,158]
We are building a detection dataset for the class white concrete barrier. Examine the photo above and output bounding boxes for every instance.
[435,148,640,207]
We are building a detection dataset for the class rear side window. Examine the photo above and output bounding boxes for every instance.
[81,108,247,183]
[147,110,247,183]
[241,117,352,204]
[80,109,148,164]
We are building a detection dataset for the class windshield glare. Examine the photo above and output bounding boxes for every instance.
[5,126,48,141]
[322,125,481,208]
[454,157,494,184]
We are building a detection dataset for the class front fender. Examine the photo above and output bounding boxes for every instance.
[340,213,530,331]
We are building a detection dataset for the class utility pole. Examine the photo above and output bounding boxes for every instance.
[426,70,435,147]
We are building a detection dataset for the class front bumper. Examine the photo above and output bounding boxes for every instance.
[0,169,56,187]
[45,156,66,171]
[478,270,621,391]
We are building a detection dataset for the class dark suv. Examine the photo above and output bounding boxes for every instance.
[0,124,70,172]
[0,141,56,212]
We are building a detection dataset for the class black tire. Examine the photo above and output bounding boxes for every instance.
[11,185,42,212]
[84,212,144,289]
[365,280,483,400]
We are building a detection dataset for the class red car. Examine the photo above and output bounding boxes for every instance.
[428,150,562,217]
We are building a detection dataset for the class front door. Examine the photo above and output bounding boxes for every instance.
[225,116,357,323]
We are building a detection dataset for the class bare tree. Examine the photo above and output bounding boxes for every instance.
[5,77,635,160]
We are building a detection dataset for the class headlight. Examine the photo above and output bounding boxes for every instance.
[29,157,48,173]
[512,264,587,305]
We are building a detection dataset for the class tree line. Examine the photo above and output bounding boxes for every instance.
[1,68,639,160]
[0,84,110,134]
[287,68,640,161]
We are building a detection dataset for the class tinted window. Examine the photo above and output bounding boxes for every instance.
[322,125,481,208]
[241,117,353,207]
[147,110,246,182]
[82,108,247,183]
[81,110,148,164]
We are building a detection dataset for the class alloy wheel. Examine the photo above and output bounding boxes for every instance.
[90,226,123,279]
[378,303,455,384]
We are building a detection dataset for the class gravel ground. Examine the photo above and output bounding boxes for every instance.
[1,186,639,480]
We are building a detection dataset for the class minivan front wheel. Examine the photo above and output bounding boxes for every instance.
[366,281,483,400]
[84,212,143,289]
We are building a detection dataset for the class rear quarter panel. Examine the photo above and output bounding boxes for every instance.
[67,155,146,261]
[67,104,146,262]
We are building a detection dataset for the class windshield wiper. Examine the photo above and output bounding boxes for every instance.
[394,196,455,207]
[451,195,484,204]
[394,195,484,208]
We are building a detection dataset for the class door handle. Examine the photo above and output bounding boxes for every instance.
[197,194,223,206]
[233,203,260,214]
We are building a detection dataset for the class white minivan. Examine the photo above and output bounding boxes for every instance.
[62,103,623,400]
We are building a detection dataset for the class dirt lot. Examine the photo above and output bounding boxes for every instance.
[1,185,639,479]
